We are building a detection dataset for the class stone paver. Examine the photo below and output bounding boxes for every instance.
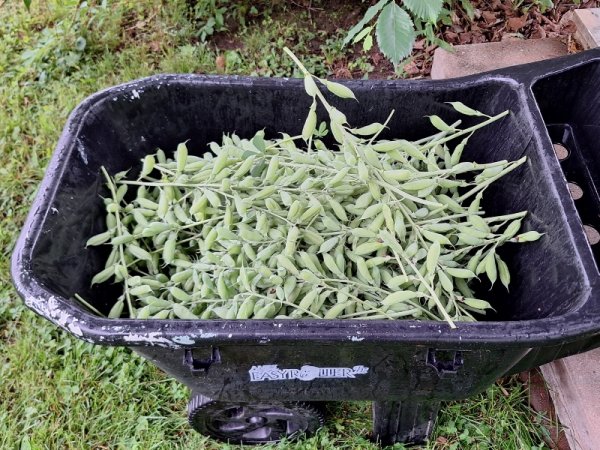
[574,9,600,49]
[430,38,567,79]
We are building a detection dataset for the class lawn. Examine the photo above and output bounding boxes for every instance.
[0,1,552,449]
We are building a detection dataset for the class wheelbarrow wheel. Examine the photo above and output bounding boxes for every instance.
[188,395,324,444]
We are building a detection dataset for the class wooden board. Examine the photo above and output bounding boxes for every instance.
[574,9,600,49]
[540,348,600,450]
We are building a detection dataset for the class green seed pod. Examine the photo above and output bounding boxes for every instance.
[446,268,476,279]
[323,253,345,278]
[157,190,169,218]
[485,252,497,285]
[514,231,542,242]
[163,232,177,264]
[356,257,374,283]
[503,220,522,240]
[302,102,317,141]
[463,298,493,311]
[284,226,300,256]
[172,303,198,319]
[91,266,115,286]
[130,285,153,296]
[496,254,511,289]
[254,303,277,319]
[303,228,324,246]
[152,309,171,319]
[298,290,319,312]
[205,189,221,208]
[287,200,302,222]
[231,155,255,180]
[127,244,153,262]
[86,230,113,247]
[354,241,385,256]
[438,270,454,293]
[176,142,188,173]
[421,230,452,246]
[324,302,350,319]
[237,296,256,319]
[381,291,420,306]
[277,255,299,275]
[383,169,412,182]
[204,228,218,250]
[142,222,171,237]
[108,299,124,319]
[140,154,156,178]
[170,287,192,302]
[328,197,348,221]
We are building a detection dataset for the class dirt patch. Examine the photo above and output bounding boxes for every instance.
[211,0,597,79]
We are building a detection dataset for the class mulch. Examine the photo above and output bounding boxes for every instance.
[337,0,600,78]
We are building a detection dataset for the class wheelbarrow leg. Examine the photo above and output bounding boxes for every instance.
[372,400,440,446]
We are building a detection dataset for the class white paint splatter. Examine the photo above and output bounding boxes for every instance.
[172,335,195,345]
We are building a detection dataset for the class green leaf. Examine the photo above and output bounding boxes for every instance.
[343,0,390,46]
[363,34,374,51]
[352,26,373,45]
[251,132,266,153]
[460,0,475,21]
[376,3,416,67]
[23,0,32,11]
[403,0,443,22]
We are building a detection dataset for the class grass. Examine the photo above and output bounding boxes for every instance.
[0,1,552,448]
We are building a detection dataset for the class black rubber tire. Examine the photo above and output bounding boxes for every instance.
[188,395,324,444]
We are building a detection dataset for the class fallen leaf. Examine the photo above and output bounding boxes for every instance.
[444,31,459,44]
[403,61,420,76]
[507,16,528,31]
[459,32,472,44]
[471,31,487,43]
[482,11,497,24]
[530,23,546,39]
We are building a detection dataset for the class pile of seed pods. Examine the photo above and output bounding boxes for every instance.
[82,49,541,328]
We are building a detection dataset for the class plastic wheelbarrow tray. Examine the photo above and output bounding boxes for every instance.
[11,48,600,446]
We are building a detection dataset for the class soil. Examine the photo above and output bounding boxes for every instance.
[212,0,599,79]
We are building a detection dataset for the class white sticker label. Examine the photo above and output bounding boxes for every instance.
[249,364,369,382]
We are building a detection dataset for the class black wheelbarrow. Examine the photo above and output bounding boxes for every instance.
[11,48,600,446]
